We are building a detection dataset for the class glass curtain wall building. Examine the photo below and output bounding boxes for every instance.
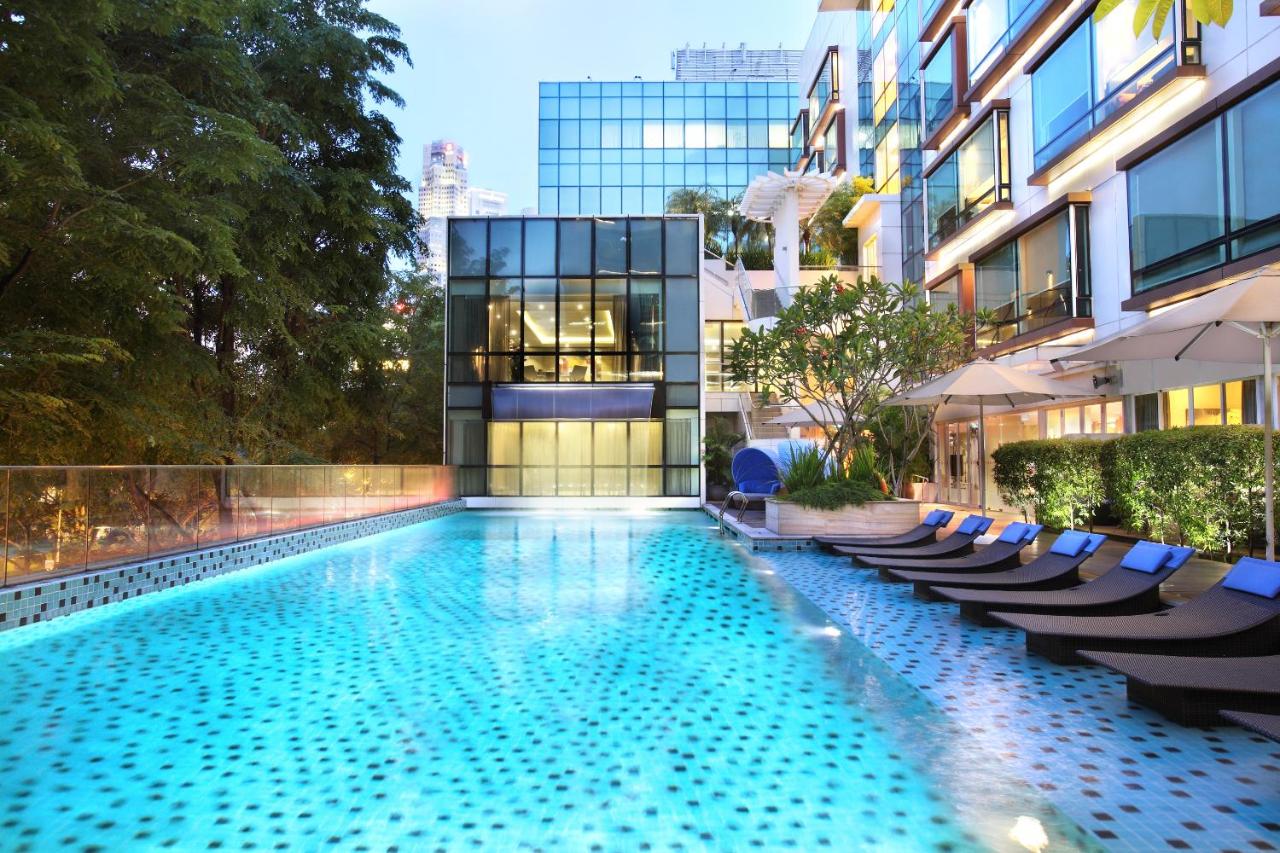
[857,0,927,285]
[537,81,798,217]
[445,215,703,502]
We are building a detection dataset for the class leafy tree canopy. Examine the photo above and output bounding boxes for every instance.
[726,273,970,493]
[0,0,439,464]
[804,176,874,265]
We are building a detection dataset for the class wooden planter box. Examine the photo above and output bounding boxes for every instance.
[765,498,923,536]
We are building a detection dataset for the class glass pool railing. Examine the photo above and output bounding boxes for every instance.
[0,465,457,587]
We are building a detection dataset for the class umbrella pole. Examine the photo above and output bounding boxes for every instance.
[978,400,987,516]
[1265,325,1275,562]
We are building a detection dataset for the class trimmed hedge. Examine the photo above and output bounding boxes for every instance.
[991,439,1105,530]
[992,425,1280,558]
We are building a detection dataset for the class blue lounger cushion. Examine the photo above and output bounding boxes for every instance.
[996,522,1028,544]
[1165,546,1195,569]
[1049,530,1091,557]
[1222,557,1280,599]
[1120,541,1173,573]
[1021,524,1044,542]
[923,509,952,527]
[955,515,984,535]
[1083,533,1107,554]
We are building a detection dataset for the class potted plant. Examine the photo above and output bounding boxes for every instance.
[702,424,744,502]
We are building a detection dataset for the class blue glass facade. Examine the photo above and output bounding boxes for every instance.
[537,81,798,216]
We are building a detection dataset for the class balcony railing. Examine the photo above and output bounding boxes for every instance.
[0,465,458,588]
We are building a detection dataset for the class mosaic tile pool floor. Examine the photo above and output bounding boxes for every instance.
[753,542,1280,853]
[0,511,1105,852]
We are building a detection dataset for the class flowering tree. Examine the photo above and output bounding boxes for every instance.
[726,274,971,494]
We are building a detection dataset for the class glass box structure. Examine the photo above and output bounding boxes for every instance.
[445,215,704,502]
[537,81,798,216]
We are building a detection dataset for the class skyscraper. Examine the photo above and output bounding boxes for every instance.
[417,140,507,281]
[537,48,800,218]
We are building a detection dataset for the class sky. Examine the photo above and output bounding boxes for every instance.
[365,0,812,214]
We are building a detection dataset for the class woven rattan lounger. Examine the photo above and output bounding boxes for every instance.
[934,542,1193,625]
[867,522,1043,578]
[993,557,1280,664]
[889,531,1104,600]
[1081,650,1280,726]
[834,515,994,565]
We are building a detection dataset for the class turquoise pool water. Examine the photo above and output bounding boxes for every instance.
[0,511,1095,851]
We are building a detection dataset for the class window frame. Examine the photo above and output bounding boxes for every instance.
[1126,76,1280,297]
[921,21,971,148]
[972,202,1092,348]
[1029,7,1176,171]
[923,106,1012,251]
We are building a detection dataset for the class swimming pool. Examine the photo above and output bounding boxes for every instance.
[0,511,1096,851]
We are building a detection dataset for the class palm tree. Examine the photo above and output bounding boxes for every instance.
[665,187,732,253]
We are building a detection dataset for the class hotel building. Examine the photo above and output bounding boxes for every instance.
[790,0,1280,511]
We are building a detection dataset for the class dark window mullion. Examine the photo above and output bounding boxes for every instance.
[1220,113,1234,264]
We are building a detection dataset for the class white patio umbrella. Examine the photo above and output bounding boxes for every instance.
[1062,270,1280,559]
[767,402,846,426]
[884,359,1095,515]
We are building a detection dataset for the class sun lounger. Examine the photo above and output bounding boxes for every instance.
[834,514,994,564]
[1220,710,1280,742]
[814,509,954,551]
[892,530,1104,600]
[1079,650,1280,726]
[992,556,1280,664]
[868,522,1043,578]
[935,541,1194,625]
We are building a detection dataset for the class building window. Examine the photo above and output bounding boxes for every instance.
[1043,401,1124,437]
[1131,394,1157,431]
[974,204,1091,347]
[876,122,903,195]
[808,47,841,126]
[1158,380,1259,428]
[930,278,961,315]
[925,109,1011,251]
[872,32,899,126]
[704,321,746,391]
[967,0,1051,81]
[922,33,956,139]
[862,233,880,273]
[790,109,810,170]
[1031,1,1174,169]
[1129,77,1280,294]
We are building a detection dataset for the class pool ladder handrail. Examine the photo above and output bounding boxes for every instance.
[718,490,755,534]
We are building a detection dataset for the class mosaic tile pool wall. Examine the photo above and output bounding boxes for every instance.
[0,499,465,631]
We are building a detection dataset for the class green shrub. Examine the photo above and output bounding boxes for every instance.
[1103,425,1274,557]
[781,444,827,493]
[845,444,881,485]
[783,478,892,510]
[994,425,1279,558]
[991,438,1106,530]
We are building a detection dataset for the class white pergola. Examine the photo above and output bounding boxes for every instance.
[739,170,841,301]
